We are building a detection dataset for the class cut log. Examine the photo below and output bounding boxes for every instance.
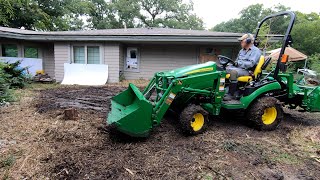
[64,108,78,120]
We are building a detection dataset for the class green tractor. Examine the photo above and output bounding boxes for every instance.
[107,11,320,137]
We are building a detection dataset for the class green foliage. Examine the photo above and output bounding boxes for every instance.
[211,4,289,33]
[0,67,14,104]
[0,0,89,31]
[0,0,203,30]
[308,53,320,73]
[86,0,204,30]
[24,47,38,58]
[137,0,203,29]
[2,44,18,57]
[0,61,30,104]
[1,61,29,88]
[291,13,320,55]
[0,155,16,168]
[211,3,320,58]
[287,61,305,73]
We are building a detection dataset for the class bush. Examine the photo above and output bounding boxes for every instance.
[308,53,320,73]
[0,68,13,104]
[0,61,30,88]
[0,61,30,105]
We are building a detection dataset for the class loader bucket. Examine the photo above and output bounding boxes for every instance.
[107,83,153,137]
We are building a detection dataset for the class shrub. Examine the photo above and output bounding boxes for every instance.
[0,67,13,104]
[0,61,30,105]
[0,61,30,88]
[308,53,320,73]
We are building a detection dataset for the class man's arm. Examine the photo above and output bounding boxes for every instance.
[238,49,261,70]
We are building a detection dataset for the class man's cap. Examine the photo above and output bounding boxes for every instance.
[238,34,254,42]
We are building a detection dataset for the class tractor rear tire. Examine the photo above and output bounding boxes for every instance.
[246,97,283,131]
[179,104,209,135]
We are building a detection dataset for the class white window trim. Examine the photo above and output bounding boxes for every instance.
[71,43,103,64]
[124,47,140,73]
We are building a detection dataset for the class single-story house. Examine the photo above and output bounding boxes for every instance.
[0,26,242,83]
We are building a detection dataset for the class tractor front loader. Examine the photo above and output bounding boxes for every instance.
[107,11,320,137]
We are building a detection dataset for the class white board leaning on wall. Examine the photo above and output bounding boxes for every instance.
[61,63,109,86]
[0,57,43,76]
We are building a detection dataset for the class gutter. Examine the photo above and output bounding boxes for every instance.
[0,31,241,43]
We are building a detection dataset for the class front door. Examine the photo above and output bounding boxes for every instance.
[126,47,139,71]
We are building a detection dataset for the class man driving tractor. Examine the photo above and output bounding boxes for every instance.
[224,33,262,101]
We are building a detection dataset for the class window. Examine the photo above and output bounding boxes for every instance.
[2,44,18,57]
[87,46,100,64]
[73,46,85,64]
[24,47,38,58]
[72,45,101,64]
[130,50,137,58]
[205,48,215,55]
[199,47,218,63]
[125,47,139,72]
[220,48,233,59]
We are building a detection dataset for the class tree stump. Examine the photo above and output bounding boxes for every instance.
[64,108,78,120]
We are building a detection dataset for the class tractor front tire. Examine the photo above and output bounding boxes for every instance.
[247,97,283,131]
[179,104,209,135]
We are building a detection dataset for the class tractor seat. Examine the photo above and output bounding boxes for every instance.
[226,56,269,82]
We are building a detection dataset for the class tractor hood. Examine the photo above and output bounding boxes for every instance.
[158,61,217,78]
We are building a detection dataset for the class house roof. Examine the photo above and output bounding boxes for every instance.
[0,26,242,43]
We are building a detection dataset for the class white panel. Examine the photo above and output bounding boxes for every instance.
[0,57,42,76]
[61,63,108,86]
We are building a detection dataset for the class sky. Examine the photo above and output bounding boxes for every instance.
[192,0,320,29]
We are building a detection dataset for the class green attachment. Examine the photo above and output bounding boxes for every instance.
[303,86,320,112]
[107,83,153,137]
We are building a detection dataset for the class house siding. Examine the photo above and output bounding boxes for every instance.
[53,42,121,83]
[0,40,55,77]
[119,44,124,79]
[123,45,198,80]
[104,43,120,83]
[54,43,70,81]
[42,45,54,78]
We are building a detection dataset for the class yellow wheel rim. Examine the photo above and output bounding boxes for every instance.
[262,107,277,125]
[191,113,204,131]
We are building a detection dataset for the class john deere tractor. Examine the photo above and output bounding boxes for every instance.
[107,11,320,137]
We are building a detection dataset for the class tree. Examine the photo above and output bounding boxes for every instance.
[112,0,141,28]
[291,12,320,55]
[0,0,89,31]
[137,0,203,29]
[0,0,20,25]
[211,4,320,54]
[87,0,204,30]
[86,0,118,29]
[0,0,204,30]
[211,4,289,33]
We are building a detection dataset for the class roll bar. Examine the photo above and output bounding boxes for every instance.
[254,11,296,80]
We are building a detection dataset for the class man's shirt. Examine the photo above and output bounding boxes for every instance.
[236,45,261,70]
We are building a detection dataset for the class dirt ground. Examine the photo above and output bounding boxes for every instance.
[0,83,319,180]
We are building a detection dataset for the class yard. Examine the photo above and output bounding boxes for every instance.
[0,83,319,179]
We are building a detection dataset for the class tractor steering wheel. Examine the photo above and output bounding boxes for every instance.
[217,55,235,69]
